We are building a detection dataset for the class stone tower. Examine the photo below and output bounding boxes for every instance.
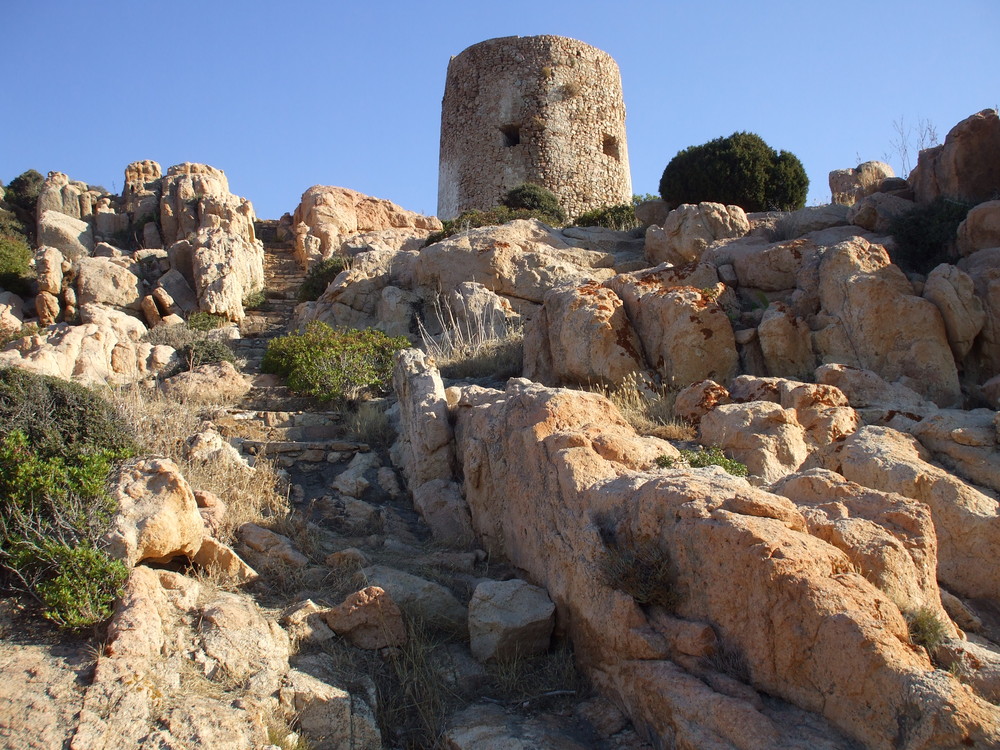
[437,35,631,221]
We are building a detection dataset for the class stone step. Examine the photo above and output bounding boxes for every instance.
[242,438,368,454]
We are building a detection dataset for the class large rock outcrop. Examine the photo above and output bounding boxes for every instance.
[416,219,616,304]
[159,162,256,248]
[814,237,961,407]
[435,375,1000,749]
[292,185,441,270]
[523,282,645,386]
[909,108,1000,205]
[828,161,895,206]
[0,323,174,386]
[644,202,749,266]
[834,426,1000,601]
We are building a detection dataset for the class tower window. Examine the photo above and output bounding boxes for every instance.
[500,124,521,147]
[602,134,620,160]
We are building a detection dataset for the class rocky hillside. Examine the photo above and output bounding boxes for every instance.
[1,108,999,749]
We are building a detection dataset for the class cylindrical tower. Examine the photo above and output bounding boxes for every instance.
[437,35,631,221]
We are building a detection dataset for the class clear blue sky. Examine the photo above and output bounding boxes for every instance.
[2,1,996,220]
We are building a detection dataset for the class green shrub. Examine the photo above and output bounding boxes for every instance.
[262,321,408,402]
[0,206,28,238]
[659,132,808,212]
[888,196,974,275]
[571,203,639,231]
[187,311,228,331]
[656,446,748,477]
[0,233,34,297]
[0,369,136,629]
[502,183,566,223]
[297,256,349,302]
[3,169,44,212]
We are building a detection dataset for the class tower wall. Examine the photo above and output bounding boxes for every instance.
[438,35,631,221]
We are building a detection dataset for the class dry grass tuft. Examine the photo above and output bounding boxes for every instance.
[486,643,586,705]
[346,401,396,450]
[585,374,695,441]
[419,294,523,381]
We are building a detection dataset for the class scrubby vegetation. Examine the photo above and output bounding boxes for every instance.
[262,321,409,402]
[888,196,974,274]
[186,311,229,331]
[586,374,694,441]
[297,255,349,302]
[659,132,808,212]
[425,183,567,244]
[0,368,137,628]
[905,606,949,653]
[570,194,657,230]
[0,232,33,297]
[175,338,236,373]
[242,288,266,310]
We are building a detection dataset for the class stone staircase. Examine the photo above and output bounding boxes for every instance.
[229,233,308,411]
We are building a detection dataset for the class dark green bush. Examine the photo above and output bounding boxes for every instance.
[502,183,566,223]
[297,256,350,302]
[262,321,408,402]
[0,369,136,628]
[888,196,974,275]
[3,169,44,212]
[658,132,808,212]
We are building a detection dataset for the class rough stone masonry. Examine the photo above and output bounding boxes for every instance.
[438,35,632,221]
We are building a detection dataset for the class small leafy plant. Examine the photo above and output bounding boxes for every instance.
[242,288,266,310]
